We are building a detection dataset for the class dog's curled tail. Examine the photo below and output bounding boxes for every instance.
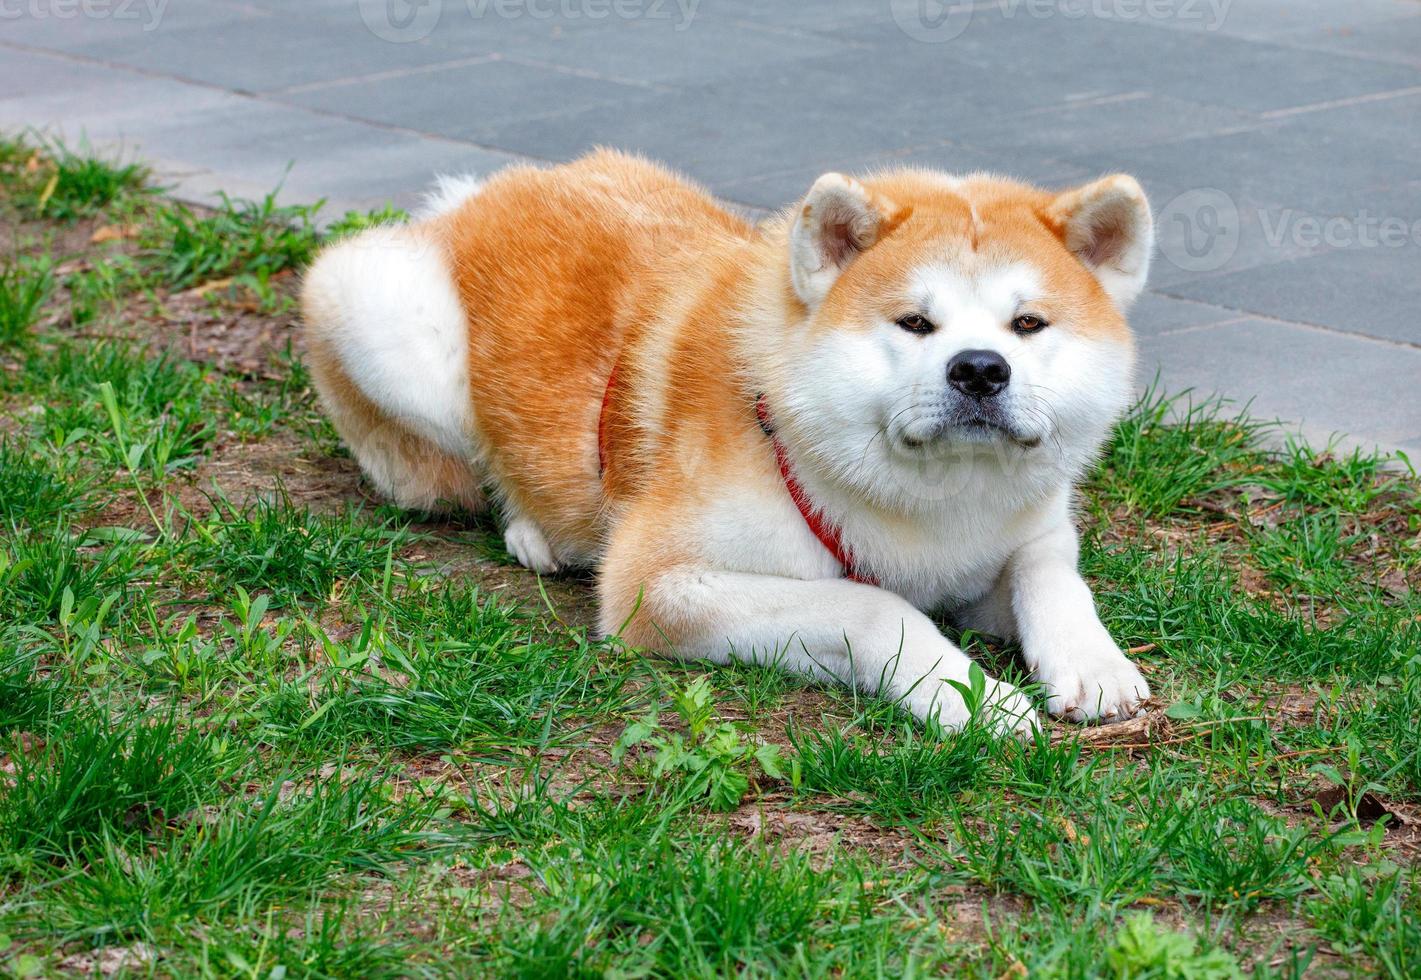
[300,218,485,513]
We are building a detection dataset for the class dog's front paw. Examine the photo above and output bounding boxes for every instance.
[1036,643,1149,724]
[916,676,1041,738]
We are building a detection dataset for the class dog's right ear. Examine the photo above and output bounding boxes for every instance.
[790,174,906,308]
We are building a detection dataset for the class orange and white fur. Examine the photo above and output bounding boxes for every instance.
[302,150,1154,734]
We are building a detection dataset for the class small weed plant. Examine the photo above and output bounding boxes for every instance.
[614,676,788,810]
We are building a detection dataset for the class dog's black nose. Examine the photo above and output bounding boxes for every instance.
[947,349,1010,398]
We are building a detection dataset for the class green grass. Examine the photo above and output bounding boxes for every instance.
[6,340,217,486]
[256,583,646,753]
[0,641,67,734]
[28,138,149,221]
[145,190,322,289]
[0,149,1417,976]
[0,711,228,869]
[0,254,51,346]
[493,834,883,975]
[1096,382,1266,518]
[1308,865,1421,979]
[0,438,93,530]
[325,202,409,240]
[28,772,445,946]
[183,491,411,606]
[1,522,141,624]
[63,254,147,327]
[789,720,994,821]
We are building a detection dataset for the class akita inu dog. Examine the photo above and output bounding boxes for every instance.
[301,150,1154,733]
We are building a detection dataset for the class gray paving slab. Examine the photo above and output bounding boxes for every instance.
[1163,242,1421,348]
[282,56,658,142]
[1136,185,1326,293]
[0,0,252,50]
[268,136,524,216]
[487,16,859,86]
[0,64,237,141]
[944,92,1257,156]
[1064,94,1421,290]
[191,133,522,217]
[428,84,918,189]
[1128,293,1246,339]
[824,7,1421,115]
[253,0,679,52]
[1267,14,1421,69]
[0,45,130,99]
[699,46,1076,128]
[69,11,477,93]
[441,41,1100,187]
[0,52,516,217]
[687,0,886,30]
[2,0,1418,457]
[372,1,650,55]
[1139,319,1421,460]
[1108,0,1421,40]
[712,141,1091,211]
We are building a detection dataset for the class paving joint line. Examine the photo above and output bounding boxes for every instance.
[494,52,678,92]
[1150,287,1421,352]
[270,55,501,96]
[723,17,878,47]
[1261,83,1421,120]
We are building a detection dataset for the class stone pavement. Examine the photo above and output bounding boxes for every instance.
[3,0,1419,457]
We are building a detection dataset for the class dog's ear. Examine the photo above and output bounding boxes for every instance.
[790,173,906,308]
[1045,175,1153,309]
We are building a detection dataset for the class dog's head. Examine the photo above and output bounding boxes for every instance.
[770,169,1150,506]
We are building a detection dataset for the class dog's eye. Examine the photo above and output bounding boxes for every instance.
[1011,314,1048,335]
[897,314,935,335]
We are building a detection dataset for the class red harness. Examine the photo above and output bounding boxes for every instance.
[596,355,621,478]
[596,361,872,585]
[754,397,876,585]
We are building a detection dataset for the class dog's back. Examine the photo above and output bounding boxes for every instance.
[301,150,750,563]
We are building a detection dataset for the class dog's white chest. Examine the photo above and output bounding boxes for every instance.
[849,506,1026,611]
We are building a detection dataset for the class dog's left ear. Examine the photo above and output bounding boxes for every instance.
[790,173,907,308]
[1046,175,1153,309]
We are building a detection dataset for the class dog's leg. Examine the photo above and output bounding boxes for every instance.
[613,569,1039,735]
[1004,522,1150,723]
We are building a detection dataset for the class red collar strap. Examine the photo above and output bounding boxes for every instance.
[754,396,877,586]
[599,370,875,586]
[597,354,622,478]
